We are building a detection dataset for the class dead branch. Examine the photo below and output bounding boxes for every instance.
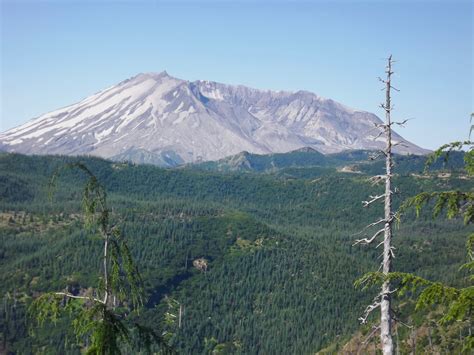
[369,175,387,185]
[384,288,398,295]
[393,118,412,127]
[373,130,385,141]
[380,103,395,112]
[353,228,385,246]
[353,218,387,237]
[374,122,388,129]
[363,194,386,207]
[392,140,409,148]
[363,325,381,345]
[359,295,381,324]
[391,308,413,329]
[55,292,104,304]
[369,150,385,161]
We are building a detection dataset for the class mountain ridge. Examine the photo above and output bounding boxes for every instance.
[191,147,466,176]
[0,71,428,166]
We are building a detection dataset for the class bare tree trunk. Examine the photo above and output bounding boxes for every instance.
[103,233,109,305]
[410,327,416,355]
[395,324,400,355]
[381,55,394,355]
[428,325,432,351]
[354,55,398,355]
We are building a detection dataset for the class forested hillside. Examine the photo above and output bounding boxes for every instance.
[0,152,471,353]
[192,148,464,176]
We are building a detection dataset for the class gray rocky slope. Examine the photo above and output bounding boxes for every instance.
[0,71,427,166]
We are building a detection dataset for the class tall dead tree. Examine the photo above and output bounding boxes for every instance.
[354,55,400,355]
[380,54,395,355]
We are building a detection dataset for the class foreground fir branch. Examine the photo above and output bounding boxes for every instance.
[401,140,474,224]
[29,163,170,354]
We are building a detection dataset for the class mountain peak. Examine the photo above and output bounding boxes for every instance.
[150,70,170,78]
[133,70,175,82]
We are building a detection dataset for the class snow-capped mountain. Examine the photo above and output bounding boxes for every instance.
[0,71,427,166]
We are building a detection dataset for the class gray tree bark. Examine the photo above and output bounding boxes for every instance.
[354,56,396,355]
[380,55,394,355]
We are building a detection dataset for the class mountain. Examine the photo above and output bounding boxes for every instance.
[0,71,427,166]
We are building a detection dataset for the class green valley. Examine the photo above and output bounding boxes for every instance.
[0,151,471,354]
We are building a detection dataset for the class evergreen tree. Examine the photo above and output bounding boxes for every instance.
[29,163,169,354]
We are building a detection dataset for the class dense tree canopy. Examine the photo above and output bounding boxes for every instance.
[0,152,471,353]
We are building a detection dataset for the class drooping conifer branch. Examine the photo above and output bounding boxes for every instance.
[29,162,167,354]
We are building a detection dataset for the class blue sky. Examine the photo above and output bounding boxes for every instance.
[1,0,472,150]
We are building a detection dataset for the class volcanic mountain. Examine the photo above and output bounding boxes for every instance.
[0,71,427,166]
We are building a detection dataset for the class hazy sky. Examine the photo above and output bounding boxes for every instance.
[1,0,472,150]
